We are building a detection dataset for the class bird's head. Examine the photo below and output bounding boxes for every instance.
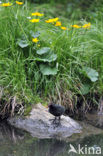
[47,102,54,108]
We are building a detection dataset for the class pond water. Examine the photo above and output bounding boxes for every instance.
[0,121,103,156]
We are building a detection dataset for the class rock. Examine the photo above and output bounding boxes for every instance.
[8,103,82,139]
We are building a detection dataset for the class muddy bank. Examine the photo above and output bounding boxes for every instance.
[85,112,103,128]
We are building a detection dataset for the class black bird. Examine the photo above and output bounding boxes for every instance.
[48,103,65,125]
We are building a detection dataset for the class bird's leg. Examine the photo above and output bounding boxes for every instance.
[53,116,57,124]
[53,117,61,127]
[58,116,61,125]
[49,117,61,126]
[59,116,61,121]
[49,117,57,124]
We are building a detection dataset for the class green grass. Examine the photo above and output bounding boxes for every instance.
[0,0,103,116]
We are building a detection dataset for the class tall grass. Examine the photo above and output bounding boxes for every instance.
[0,1,103,116]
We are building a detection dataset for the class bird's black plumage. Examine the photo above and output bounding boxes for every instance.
[49,103,65,117]
[48,103,65,125]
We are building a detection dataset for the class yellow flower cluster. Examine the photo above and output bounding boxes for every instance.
[0,2,12,7]
[16,1,24,5]
[31,12,44,17]
[45,17,68,30]
[0,2,91,33]
[71,25,81,28]
[45,17,59,23]
[32,38,39,43]
[82,23,91,29]
[29,19,40,23]
[71,23,91,29]
[0,1,24,7]
[29,12,44,25]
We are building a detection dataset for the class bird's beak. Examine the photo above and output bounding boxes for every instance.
[46,105,48,108]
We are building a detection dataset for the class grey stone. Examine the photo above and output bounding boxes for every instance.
[8,103,82,139]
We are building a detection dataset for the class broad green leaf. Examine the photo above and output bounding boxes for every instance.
[17,39,29,48]
[37,47,51,55]
[35,52,57,62]
[43,52,57,62]
[80,84,90,95]
[40,64,58,75]
[83,67,99,82]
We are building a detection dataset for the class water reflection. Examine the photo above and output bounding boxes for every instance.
[0,122,103,156]
[0,122,24,144]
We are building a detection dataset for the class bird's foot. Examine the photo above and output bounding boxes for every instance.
[54,122,61,127]
[49,118,57,124]
[49,118,61,127]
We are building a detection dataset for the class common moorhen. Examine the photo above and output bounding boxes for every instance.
[48,103,65,125]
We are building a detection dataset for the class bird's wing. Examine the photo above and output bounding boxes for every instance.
[54,105,65,114]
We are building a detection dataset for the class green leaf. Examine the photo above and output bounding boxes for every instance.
[40,64,58,75]
[37,47,51,55]
[36,47,57,62]
[80,84,90,95]
[83,67,99,82]
[17,39,29,48]
[35,52,57,62]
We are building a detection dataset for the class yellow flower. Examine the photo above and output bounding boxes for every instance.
[71,25,81,28]
[0,2,12,7]
[16,1,24,5]
[32,38,39,43]
[45,17,59,23]
[53,17,59,22]
[61,26,67,30]
[45,19,53,23]
[29,19,40,23]
[31,12,44,17]
[82,23,91,29]
[55,21,61,27]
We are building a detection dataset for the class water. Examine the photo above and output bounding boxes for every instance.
[0,122,103,156]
